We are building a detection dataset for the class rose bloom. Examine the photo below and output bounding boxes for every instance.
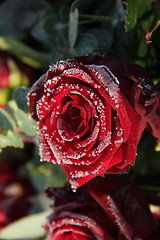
[43,176,159,240]
[28,56,160,189]
[0,162,33,230]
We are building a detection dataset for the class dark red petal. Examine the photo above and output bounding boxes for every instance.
[105,165,130,174]
[44,211,107,240]
[122,62,157,116]
[144,97,160,142]
[88,190,133,240]
[105,148,124,171]
[57,114,78,141]
[114,95,146,169]
[62,164,99,190]
[28,73,46,120]
[39,127,57,163]
[86,65,131,142]
[126,184,155,238]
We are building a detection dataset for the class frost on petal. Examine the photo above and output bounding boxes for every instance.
[36,94,50,120]
[57,115,76,141]
[47,60,72,78]
[62,67,96,86]
[39,130,56,163]
[87,65,131,142]
[44,211,106,240]
[87,130,111,158]
[71,119,100,152]
[62,164,103,190]
[116,96,144,168]
[89,191,133,240]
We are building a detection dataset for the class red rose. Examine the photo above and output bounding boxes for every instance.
[0,162,33,230]
[43,176,156,240]
[28,56,160,189]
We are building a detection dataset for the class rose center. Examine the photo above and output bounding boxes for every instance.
[57,93,93,141]
[68,105,82,126]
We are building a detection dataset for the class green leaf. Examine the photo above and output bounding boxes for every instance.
[5,100,38,137]
[42,8,69,50]
[0,209,52,239]
[27,160,67,192]
[48,164,68,187]
[26,162,47,192]
[33,193,53,212]
[74,33,98,55]
[31,20,49,43]
[42,15,68,49]
[42,6,56,19]
[42,15,59,36]
[125,0,138,31]
[31,7,57,45]
[14,109,37,137]
[13,86,30,112]
[69,8,79,48]
[58,4,70,22]
[126,0,158,75]
[0,130,24,149]
[88,28,113,50]
[0,108,15,131]
[4,100,19,119]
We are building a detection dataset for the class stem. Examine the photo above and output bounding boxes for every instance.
[62,15,114,29]
[145,20,160,44]
[79,13,113,22]
[0,36,51,70]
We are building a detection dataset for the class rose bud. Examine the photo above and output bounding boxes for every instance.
[43,176,156,240]
[0,161,33,230]
[28,56,160,189]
